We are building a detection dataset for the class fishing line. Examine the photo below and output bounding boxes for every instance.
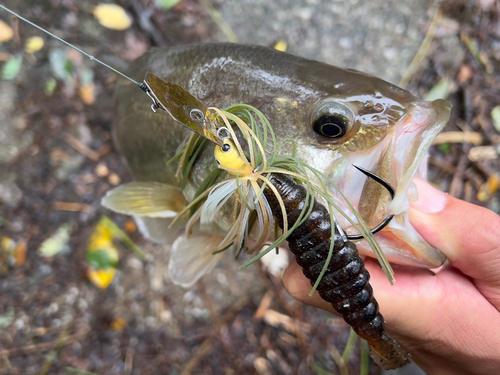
[0,4,148,91]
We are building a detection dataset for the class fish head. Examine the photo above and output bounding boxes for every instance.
[267,67,451,268]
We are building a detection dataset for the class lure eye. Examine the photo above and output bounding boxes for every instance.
[312,115,348,138]
[310,99,355,141]
[222,143,231,152]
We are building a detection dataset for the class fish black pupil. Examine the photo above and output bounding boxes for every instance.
[222,143,231,152]
[313,115,348,138]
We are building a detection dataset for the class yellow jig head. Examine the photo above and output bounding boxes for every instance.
[214,139,252,175]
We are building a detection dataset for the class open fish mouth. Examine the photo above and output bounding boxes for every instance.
[354,99,452,268]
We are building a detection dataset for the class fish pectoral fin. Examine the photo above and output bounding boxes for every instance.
[168,233,227,288]
[102,181,186,218]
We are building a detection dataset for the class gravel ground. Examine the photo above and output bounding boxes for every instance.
[0,0,498,374]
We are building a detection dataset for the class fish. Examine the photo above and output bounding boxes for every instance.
[109,43,451,275]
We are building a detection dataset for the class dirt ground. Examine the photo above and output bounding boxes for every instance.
[0,0,499,374]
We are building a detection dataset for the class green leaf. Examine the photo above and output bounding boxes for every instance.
[155,0,182,9]
[2,55,22,80]
[0,307,15,328]
[38,224,72,257]
[49,49,74,86]
[79,68,94,85]
[44,77,57,96]
[424,78,453,101]
[99,216,147,260]
[492,106,500,133]
[85,248,117,269]
[438,142,452,154]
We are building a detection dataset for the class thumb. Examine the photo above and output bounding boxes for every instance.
[410,178,500,309]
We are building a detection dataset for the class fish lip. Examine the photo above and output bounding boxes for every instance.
[385,98,452,216]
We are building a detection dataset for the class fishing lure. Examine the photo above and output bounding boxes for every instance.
[205,118,411,369]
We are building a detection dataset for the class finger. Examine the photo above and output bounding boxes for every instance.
[282,259,335,313]
[283,256,500,373]
[410,178,500,309]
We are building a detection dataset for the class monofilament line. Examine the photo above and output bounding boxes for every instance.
[0,4,142,87]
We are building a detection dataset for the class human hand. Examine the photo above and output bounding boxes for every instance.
[282,178,500,374]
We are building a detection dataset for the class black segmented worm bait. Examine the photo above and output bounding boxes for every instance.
[262,173,411,369]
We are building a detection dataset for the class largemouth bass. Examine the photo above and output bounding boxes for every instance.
[112,43,451,271]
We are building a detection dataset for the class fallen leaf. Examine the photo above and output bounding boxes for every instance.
[86,218,119,288]
[124,219,137,234]
[49,49,74,86]
[492,106,500,133]
[424,77,453,101]
[0,307,15,328]
[273,40,287,52]
[44,77,57,96]
[38,224,72,257]
[15,240,27,266]
[477,173,500,202]
[79,83,95,105]
[156,0,182,10]
[2,55,22,80]
[93,4,132,31]
[0,20,13,43]
[24,36,44,53]
[87,268,116,289]
[110,317,127,330]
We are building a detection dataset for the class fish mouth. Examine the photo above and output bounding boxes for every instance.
[355,99,452,268]
[386,99,452,216]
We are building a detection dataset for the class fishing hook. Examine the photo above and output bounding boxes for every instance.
[346,165,395,241]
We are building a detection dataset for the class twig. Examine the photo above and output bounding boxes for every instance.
[360,340,369,375]
[399,7,442,88]
[1,327,89,357]
[124,346,135,375]
[328,343,349,375]
[180,293,256,374]
[37,327,72,375]
[64,368,99,375]
[198,0,238,43]
[100,216,147,260]
[433,131,483,146]
[53,201,92,213]
[253,291,273,320]
[62,133,100,161]
[341,328,358,363]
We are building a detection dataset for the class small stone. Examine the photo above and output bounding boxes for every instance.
[160,310,172,323]
[95,162,109,177]
[108,173,120,185]
[14,319,24,330]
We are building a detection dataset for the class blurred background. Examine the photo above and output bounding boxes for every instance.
[0,0,499,374]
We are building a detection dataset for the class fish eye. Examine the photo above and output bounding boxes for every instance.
[310,99,355,141]
[312,114,348,138]
[222,143,231,152]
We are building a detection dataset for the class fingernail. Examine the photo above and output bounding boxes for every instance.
[412,179,448,214]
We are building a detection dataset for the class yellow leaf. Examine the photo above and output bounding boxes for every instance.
[273,40,287,52]
[79,83,95,105]
[110,317,127,330]
[93,4,132,31]
[24,36,44,53]
[0,20,13,43]
[477,173,500,202]
[87,267,116,289]
[88,222,114,254]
